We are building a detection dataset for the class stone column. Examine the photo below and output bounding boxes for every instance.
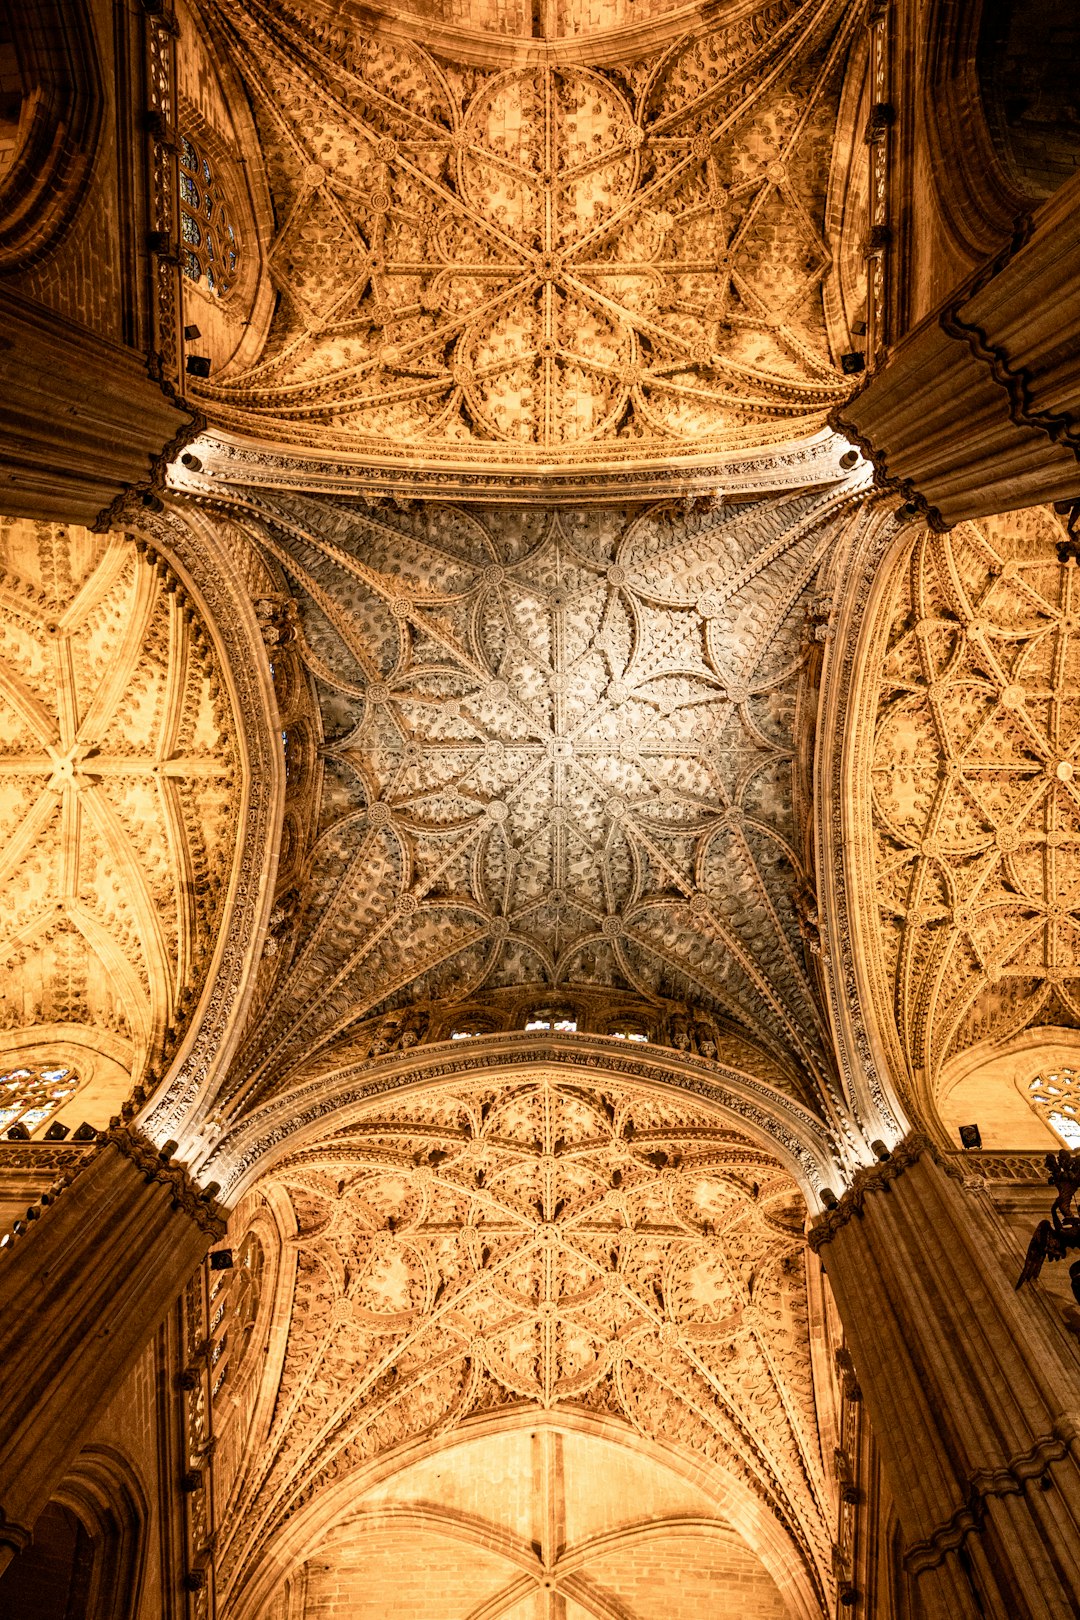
[0,1127,223,1571]
[810,1134,1080,1620]
[837,171,1080,526]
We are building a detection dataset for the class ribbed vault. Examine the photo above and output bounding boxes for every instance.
[217,488,841,1119]
[215,1070,832,1616]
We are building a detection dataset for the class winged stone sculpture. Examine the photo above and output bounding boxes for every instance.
[1016,1149,1080,1299]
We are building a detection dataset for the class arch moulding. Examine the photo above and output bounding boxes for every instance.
[122,500,286,1158]
[198,1031,844,1209]
[225,1408,825,1620]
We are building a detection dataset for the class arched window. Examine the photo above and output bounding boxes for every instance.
[0,1063,79,1135]
[210,1232,265,1403]
[608,1023,649,1043]
[178,133,240,297]
[524,1010,577,1033]
[1027,1069,1080,1148]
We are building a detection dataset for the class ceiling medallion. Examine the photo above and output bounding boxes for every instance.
[190,0,855,497]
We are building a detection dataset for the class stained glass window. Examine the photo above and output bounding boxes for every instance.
[0,1064,79,1135]
[178,132,240,298]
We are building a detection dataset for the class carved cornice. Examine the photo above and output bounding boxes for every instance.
[105,1125,226,1238]
[807,1131,932,1250]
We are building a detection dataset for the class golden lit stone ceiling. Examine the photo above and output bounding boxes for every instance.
[217,1075,830,1610]
[222,490,839,1111]
[864,507,1080,1103]
[192,0,856,495]
[0,519,240,1079]
[262,1428,792,1620]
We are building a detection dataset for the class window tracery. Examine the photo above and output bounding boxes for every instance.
[0,1064,78,1135]
[179,133,241,296]
[1027,1069,1080,1149]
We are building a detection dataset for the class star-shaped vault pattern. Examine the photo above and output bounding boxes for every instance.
[870,507,1080,1090]
[227,490,838,1110]
[214,1075,831,1610]
[192,0,854,485]
[0,519,240,1072]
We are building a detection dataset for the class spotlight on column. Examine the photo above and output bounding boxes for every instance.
[959,1123,982,1150]
[185,355,211,378]
[209,1248,234,1271]
[44,1121,70,1140]
[840,352,865,375]
[820,1187,839,1209]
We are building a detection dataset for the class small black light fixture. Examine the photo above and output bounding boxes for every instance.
[959,1122,982,1150]
[840,351,865,375]
[185,355,212,379]
[209,1248,234,1271]
[839,449,860,470]
[5,1122,29,1140]
[72,1122,98,1142]
[183,324,202,341]
[44,1121,70,1140]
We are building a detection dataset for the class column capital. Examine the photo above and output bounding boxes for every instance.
[105,1124,226,1240]
[808,1131,937,1251]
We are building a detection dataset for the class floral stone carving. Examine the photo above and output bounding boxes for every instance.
[866,507,1080,1102]
[223,490,840,1112]
[192,0,854,490]
[217,1073,832,1607]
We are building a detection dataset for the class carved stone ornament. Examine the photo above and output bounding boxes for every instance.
[0,519,241,1084]
[105,1123,227,1239]
[184,0,858,496]
[215,1073,834,1612]
[859,507,1080,1120]
[202,487,850,1129]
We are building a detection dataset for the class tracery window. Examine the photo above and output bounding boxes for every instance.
[209,1232,265,1402]
[524,1013,577,1033]
[1027,1070,1080,1149]
[0,1064,79,1135]
[178,134,240,297]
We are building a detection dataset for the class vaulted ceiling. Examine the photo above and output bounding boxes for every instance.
[0,518,241,1102]
[188,0,857,497]
[860,505,1080,1118]
[215,1073,831,1615]
[214,486,843,1117]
